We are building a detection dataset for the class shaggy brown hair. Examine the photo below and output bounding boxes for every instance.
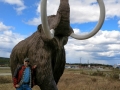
[10,0,73,89]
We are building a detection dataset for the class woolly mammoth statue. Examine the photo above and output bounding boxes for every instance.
[10,0,105,90]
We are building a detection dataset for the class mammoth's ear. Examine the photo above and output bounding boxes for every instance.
[37,25,42,30]
[37,24,43,33]
[48,14,61,30]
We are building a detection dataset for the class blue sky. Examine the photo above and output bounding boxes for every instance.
[0,0,120,65]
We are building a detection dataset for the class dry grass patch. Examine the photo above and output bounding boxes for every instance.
[1,69,120,90]
[57,72,120,90]
[0,75,12,84]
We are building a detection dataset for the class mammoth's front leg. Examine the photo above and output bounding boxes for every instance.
[34,49,58,90]
[39,78,58,90]
[37,62,58,90]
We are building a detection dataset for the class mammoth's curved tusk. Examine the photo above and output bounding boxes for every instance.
[41,0,54,39]
[70,0,105,40]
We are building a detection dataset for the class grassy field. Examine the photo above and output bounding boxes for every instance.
[0,67,120,90]
[0,67,11,73]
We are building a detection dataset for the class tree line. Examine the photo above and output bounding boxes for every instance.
[0,57,10,66]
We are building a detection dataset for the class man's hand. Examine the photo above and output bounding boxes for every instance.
[16,84,20,88]
[33,65,37,68]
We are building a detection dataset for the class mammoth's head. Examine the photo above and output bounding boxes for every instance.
[40,0,105,40]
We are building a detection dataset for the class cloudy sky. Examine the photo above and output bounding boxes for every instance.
[0,0,120,65]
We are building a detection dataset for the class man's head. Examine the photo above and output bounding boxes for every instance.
[24,57,30,66]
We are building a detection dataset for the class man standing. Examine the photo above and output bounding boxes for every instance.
[13,57,37,90]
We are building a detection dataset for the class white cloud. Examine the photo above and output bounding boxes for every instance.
[118,20,120,28]
[97,51,115,58]
[0,22,14,31]
[70,0,120,23]
[107,44,120,53]
[65,29,120,65]
[26,0,120,26]
[26,0,59,26]
[0,0,26,14]
[0,22,25,57]
[26,17,41,26]
[36,0,59,15]
[104,0,120,19]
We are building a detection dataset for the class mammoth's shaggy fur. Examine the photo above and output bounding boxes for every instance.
[10,0,73,89]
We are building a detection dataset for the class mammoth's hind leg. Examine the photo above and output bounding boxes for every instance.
[10,53,20,76]
[39,79,58,90]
